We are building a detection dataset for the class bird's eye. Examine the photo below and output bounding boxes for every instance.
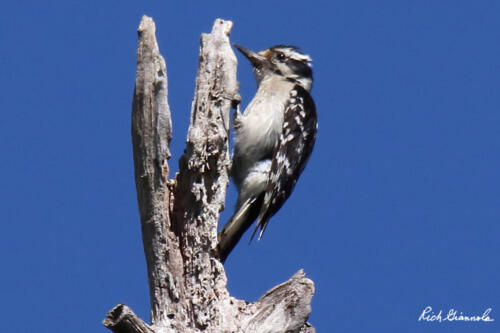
[276,52,285,61]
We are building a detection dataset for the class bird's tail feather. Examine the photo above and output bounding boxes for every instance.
[250,189,275,242]
[217,194,264,262]
[249,215,269,242]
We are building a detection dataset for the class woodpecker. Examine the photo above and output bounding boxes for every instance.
[217,44,317,262]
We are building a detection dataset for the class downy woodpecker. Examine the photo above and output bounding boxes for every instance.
[217,44,317,262]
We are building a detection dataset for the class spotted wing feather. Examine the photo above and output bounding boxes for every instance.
[251,85,318,240]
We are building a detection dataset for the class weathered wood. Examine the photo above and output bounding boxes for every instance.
[171,18,240,330]
[129,16,186,329]
[104,15,316,333]
[243,270,315,333]
[103,304,154,333]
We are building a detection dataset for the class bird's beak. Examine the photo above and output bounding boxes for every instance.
[234,44,266,67]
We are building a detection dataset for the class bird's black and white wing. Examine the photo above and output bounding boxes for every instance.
[252,85,318,240]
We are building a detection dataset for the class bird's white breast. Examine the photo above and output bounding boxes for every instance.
[234,78,294,165]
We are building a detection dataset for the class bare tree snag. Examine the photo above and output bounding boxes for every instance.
[103,15,315,333]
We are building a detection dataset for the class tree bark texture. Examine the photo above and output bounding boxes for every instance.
[103,16,315,333]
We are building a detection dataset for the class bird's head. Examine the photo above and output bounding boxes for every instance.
[234,44,313,91]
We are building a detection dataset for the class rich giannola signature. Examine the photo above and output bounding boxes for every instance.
[418,306,494,322]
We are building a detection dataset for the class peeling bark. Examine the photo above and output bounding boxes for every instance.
[104,16,315,332]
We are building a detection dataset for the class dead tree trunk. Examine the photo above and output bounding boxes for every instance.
[103,16,315,333]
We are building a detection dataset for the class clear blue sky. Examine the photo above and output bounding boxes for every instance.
[1,1,499,332]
